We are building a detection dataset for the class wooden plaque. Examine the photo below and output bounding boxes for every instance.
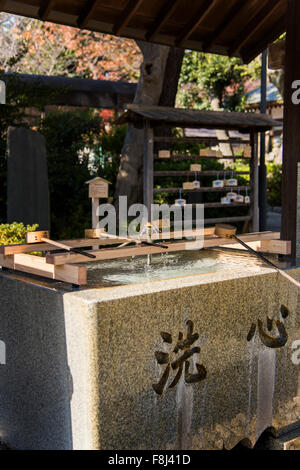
[89,181,108,198]
[190,164,201,172]
[182,182,194,190]
[158,150,170,158]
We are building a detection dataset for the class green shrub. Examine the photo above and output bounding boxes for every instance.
[37,110,124,239]
[267,163,282,207]
[0,222,38,245]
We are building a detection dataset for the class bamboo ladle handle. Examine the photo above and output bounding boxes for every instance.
[215,224,300,289]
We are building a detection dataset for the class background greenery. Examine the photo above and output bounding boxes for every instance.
[0,73,126,238]
[0,221,38,245]
[0,43,281,239]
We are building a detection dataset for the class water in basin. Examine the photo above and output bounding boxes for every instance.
[86,248,270,287]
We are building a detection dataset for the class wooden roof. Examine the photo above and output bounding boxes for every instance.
[86,176,111,184]
[118,104,278,132]
[3,73,136,109]
[0,0,287,63]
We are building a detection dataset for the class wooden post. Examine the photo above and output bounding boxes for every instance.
[92,197,99,229]
[296,163,300,258]
[143,120,154,221]
[250,132,259,232]
[282,0,300,259]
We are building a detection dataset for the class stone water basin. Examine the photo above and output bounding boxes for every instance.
[0,249,300,449]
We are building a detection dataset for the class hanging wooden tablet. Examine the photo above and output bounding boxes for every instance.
[244,188,250,203]
[158,150,170,158]
[190,164,201,172]
[175,190,186,206]
[192,172,200,189]
[175,198,186,206]
[221,196,231,204]
[226,172,238,187]
[235,188,244,203]
[182,182,194,190]
[226,191,237,201]
[212,172,224,188]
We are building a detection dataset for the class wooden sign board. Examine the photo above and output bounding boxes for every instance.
[89,181,109,198]
[200,149,222,157]
[213,179,224,188]
[182,182,194,190]
[190,164,201,172]
[158,150,170,158]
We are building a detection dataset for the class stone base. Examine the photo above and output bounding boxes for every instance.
[0,264,299,450]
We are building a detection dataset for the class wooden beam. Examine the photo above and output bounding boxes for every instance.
[26,231,49,243]
[257,240,291,255]
[281,0,300,259]
[0,237,130,255]
[46,232,281,265]
[202,0,246,51]
[153,186,250,194]
[38,0,56,21]
[221,239,291,255]
[113,0,144,36]
[154,155,250,161]
[204,216,251,225]
[229,0,282,57]
[0,253,86,285]
[0,254,14,269]
[153,137,250,144]
[85,227,216,239]
[77,0,99,29]
[175,0,218,48]
[146,0,181,41]
[0,1,6,12]
[0,228,215,256]
[250,132,259,232]
[242,19,285,64]
[154,171,249,176]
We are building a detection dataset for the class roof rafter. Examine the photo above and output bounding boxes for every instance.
[146,0,181,41]
[38,0,56,21]
[229,0,282,56]
[202,0,246,51]
[77,0,100,28]
[175,0,218,47]
[113,0,144,36]
[242,19,286,64]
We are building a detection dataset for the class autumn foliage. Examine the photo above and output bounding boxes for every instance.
[0,13,142,81]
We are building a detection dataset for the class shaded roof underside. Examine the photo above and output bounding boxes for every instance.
[2,73,136,108]
[120,104,278,132]
[0,0,287,63]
